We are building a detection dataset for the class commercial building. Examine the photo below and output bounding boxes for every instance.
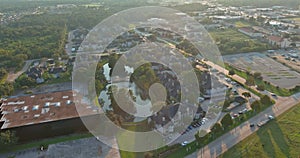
[0,91,99,141]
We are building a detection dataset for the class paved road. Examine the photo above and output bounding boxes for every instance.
[185,61,300,158]
[186,93,300,158]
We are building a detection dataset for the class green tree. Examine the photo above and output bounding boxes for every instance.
[0,83,14,97]
[221,113,233,130]
[211,123,223,135]
[0,68,8,80]
[246,76,255,86]
[195,130,209,146]
[0,130,18,147]
[222,99,232,111]
[250,100,261,112]
[228,69,235,76]
[108,53,120,73]
[14,74,36,88]
[257,84,265,91]
[242,92,251,98]
[261,95,272,105]
[253,72,262,79]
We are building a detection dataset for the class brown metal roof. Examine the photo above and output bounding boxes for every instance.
[0,91,99,129]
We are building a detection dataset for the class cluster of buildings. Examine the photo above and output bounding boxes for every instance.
[69,28,89,54]
[189,1,300,49]
[26,59,69,83]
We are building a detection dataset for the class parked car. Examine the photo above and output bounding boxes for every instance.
[233,114,239,118]
[268,115,274,120]
[198,97,205,103]
[250,123,255,127]
[181,141,188,146]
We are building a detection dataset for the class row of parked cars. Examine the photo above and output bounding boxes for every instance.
[181,118,208,135]
[180,118,208,146]
[231,108,250,119]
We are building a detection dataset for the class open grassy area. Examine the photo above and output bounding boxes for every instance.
[235,21,251,28]
[209,29,271,54]
[219,103,300,158]
[0,133,93,154]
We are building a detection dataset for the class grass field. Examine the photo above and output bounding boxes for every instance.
[235,21,251,28]
[219,103,300,158]
[209,29,271,54]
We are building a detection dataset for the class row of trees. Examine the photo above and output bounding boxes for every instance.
[195,113,233,146]
[0,83,14,97]
[0,68,8,81]
[250,95,273,112]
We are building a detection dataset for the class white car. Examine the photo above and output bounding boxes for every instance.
[181,141,188,146]
[268,115,274,120]
[198,97,205,103]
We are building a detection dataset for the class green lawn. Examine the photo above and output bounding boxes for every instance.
[209,29,271,55]
[219,104,300,158]
[235,21,251,28]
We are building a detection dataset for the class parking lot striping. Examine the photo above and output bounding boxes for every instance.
[223,52,300,89]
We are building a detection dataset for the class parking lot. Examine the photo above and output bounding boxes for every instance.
[170,66,259,146]
[216,72,260,119]
[269,49,300,73]
[0,137,120,158]
[224,52,300,89]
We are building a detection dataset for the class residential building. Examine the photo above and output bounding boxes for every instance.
[26,67,44,84]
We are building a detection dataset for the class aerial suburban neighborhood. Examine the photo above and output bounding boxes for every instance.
[0,0,299,158]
